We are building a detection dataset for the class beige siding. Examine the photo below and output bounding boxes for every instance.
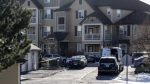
[22,0,37,8]
[99,6,111,21]
[68,0,94,42]
[37,0,59,7]
[60,0,74,7]
[0,64,20,84]
[84,17,101,24]
[111,9,133,23]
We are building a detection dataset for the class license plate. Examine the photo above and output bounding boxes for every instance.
[74,64,77,65]
[106,64,109,67]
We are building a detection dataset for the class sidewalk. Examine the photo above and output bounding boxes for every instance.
[21,67,65,81]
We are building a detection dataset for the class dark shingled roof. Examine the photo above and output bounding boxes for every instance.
[85,0,113,24]
[114,11,150,25]
[44,32,68,41]
[54,1,75,11]
[97,0,150,11]
[19,0,43,9]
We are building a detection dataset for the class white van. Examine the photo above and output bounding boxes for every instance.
[101,47,123,71]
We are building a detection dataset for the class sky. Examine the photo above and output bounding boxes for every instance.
[140,0,150,5]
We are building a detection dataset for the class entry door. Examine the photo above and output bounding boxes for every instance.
[88,28,93,34]
[88,46,93,52]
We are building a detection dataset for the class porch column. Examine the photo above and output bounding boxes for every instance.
[101,24,104,48]
[82,25,85,41]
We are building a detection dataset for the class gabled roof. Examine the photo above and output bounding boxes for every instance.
[85,0,113,24]
[44,32,68,41]
[19,0,43,9]
[54,1,75,12]
[97,0,150,11]
[114,11,150,25]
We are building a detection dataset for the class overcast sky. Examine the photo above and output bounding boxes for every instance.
[140,0,150,5]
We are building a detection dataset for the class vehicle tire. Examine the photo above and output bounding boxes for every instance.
[98,71,101,75]
[139,64,145,68]
[115,69,119,75]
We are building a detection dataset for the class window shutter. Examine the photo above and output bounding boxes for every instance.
[51,26,53,34]
[79,0,82,4]
[116,26,119,36]
[127,25,130,36]
[42,27,44,36]
[84,10,87,18]
[51,9,53,19]
[85,26,87,34]
[75,26,77,36]
[76,10,78,19]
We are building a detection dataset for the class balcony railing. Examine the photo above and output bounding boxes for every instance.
[30,17,36,23]
[27,34,36,40]
[84,33,100,40]
[105,34,112,40]
[58,24,65,31]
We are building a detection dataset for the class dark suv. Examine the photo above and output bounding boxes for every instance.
[98,57,119,75]
[132,52,148,64]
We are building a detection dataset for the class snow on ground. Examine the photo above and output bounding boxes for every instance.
[114,72,150,84]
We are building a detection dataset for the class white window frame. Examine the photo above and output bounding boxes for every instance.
[77,26,81,36]
[44,8,51,19]
[27,27,36,40]
[77,43,82,52]
[117,9,121,18]
[44,0,50,3]
[43,26,51,37]
[57,17,65,31]
[119,25,127,36]
[78,10,84,18]
[107,8,111,15]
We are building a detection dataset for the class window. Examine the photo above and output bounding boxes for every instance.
[78,10,84,18]
[117,9,121,18]
[28,27,35,34]
[30,9,36,23]
[58,17,64,24]
[44,9,51,19]
[77,26,81,36]
[44,0,50,3]
[119,25,127,36]
[77,43,82,52]
[28,1,30,6]
[79,0,82,4]
[43,26,51,37]
[107,8,111,15]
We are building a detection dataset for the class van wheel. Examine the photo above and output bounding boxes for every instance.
[98,71,101,75]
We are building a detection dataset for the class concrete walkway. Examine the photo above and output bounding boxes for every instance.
[21,67,65,81]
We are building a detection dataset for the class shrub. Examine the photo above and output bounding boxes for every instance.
[135,67,150,74]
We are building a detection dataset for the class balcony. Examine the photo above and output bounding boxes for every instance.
[84,33,100,40]
[30,17,36,23]
[27,34,36,40]
[105,34,112,40]
[58,24,65,31]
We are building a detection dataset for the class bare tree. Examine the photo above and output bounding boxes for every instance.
[130,17,150,65]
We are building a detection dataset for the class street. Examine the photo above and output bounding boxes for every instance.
[21,63,135,84]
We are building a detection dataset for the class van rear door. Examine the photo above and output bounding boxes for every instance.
[102,48,111,56]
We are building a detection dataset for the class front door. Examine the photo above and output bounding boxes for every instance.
[88,28,93,34]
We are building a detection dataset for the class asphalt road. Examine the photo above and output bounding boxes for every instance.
[21,63,135,84]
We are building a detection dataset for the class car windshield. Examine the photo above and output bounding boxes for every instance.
[71,56,81,60]
[100,59,115,63]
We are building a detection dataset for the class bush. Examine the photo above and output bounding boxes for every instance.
[135,67,150,74]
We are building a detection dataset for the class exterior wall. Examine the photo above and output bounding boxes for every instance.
[0,64,20,84]
[111,9,133,23]
[22,0,37,8]
[68,0,94,42]
[99,6,111,20]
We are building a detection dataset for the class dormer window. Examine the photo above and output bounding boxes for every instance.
[107,8,111,15]
[117,9,121,18]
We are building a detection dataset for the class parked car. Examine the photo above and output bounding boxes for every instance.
[134,55,148,67]
[132,52,148,64]
[98,57,119,75]
[69,55,87,68]
[87,54,101,62]
[42,54,62,61]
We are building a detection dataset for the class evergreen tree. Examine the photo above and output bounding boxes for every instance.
[0,0,32,72]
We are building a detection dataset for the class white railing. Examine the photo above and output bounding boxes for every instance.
[84,33,100,40]
[27,34,36,40]
[58,24,65,31]
[30,17,36,23]
[105,34,112,40]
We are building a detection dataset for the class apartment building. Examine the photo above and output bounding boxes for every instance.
[20,0,150,55]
